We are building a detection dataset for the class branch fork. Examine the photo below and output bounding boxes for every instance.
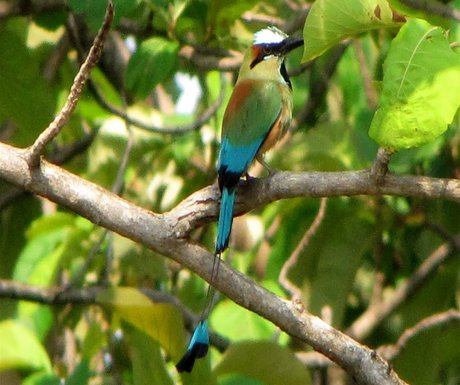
[25,0,114,168]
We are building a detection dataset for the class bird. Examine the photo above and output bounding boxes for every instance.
[176,26,303,373]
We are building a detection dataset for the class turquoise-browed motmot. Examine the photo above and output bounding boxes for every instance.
[176,27,303,373]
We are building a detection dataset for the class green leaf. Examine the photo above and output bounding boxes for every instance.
[14,213,83,338]
[13,213,75,283]
[96,287,185,360]
[369,19,460,150]
[127,328,174,385]
[23,372,60,385]
[208,0,258,38]
[66,360,91,385]
[0,29,55,146]
[302,0,402,62]
[0,320,51,372]
[125,38,179,98]
[211,300,275,342]
[214,341,312,385]
[300,201,373,327]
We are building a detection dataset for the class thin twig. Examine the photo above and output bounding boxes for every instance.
[65,229,109,289]
[353,39,378,110]
[241,12,285,27]
[179,45,243,72]
[0,279,229,353]
[25,0,113,167]
[279,197,327,299]
[370,148,393,184]
[379,309,460,361]
[347,232,460,340]
[88,73,227,135]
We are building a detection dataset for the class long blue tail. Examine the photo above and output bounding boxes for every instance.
[176,187,236,372]
[176,320,209,372]
[215,187,236,254]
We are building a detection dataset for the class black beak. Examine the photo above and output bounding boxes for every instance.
[280,36,304,55]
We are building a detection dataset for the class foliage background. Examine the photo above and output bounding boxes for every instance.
[0,0,459,385]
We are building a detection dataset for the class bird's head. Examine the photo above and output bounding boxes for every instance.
[239,26,304,85]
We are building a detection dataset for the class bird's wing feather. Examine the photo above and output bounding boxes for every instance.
[218,79,282,178]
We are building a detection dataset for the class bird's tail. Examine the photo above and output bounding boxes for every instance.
[176,187,236,372]
[175,320,209,372]
[215,186,236,254]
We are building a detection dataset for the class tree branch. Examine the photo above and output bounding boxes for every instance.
[87,73,226,135]
[0,279,229,353]
[379,309,460,361]
[4,141,460,384]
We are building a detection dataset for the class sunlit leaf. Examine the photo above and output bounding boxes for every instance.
[96,287,185,359]
[22,372,60,385]
[302,0,402,61]
[211,301,275,342]
[0,320,51,372]
[369,19,460,150]
[214,341,312,385]
[14,213,89,338]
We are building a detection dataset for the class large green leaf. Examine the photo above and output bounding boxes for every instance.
[96,287,184,360]
[0,320,51,372]
[302,0,402,62]
[214,341,311,385]
[369,19,460,150]
[14,213,89,338]
[300,201,373,327]
[13,213,76,283]
[125,37,179,98]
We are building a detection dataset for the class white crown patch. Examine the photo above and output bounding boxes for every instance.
[253,26,287,45]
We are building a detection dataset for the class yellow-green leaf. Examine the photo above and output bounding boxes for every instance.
[302,0,402,62]
[369,19,460,150]
[96,287,185,360]
[0,320,51,372]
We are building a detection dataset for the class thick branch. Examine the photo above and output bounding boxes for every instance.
[0,142,421,384]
